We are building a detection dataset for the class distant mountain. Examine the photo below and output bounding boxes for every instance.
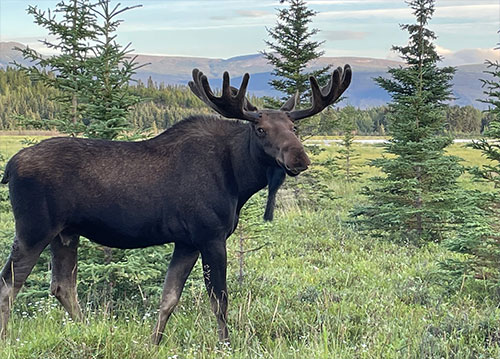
[0,42,29,67]
[0,41,490,109]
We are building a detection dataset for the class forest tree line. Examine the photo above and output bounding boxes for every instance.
[0,67,491,136]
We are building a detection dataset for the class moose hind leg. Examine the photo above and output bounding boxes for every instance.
[0,238,49,337]
[50,233,82,321]
[201,240,229,343]
[152,243,199,345]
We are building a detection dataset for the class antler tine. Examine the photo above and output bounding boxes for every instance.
[201,73,219,102]
[289,64,352,121]
[231,80,258,112]
[189,69,217,112]
[237,73,250,101]
[188,68,259,122]
[222,71,231,98]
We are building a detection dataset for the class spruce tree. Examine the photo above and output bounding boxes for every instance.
[262,0,331,110]
[262,0,335,207]
[82,1,144,139]
[335,106,362,182]
[440,39,500,285]
[470,58,500,188]
[14,0,97,135]
[354,0,463,242]
[14,0,143,139]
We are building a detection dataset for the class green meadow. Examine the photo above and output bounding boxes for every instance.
[0,136,499,358]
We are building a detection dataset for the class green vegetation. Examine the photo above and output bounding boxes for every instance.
[441,45,500,286]
[355,0,471,243]
[1,1,498,357]
[334,106,363,182]
[262,0,330,108]
[1,137,499,358]
[0,67,212,133]
[0,67,488,137]
[14,0,144,139]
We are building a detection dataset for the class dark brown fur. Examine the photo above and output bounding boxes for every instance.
[0,64,351,344]
[0,114,309,343]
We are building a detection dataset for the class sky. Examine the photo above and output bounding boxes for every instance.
[0,0,499,66]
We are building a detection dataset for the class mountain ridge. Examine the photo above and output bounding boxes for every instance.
[0,41,490,109]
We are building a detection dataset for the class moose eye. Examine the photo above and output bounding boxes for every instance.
[293,126,298,133]
[257,127,266,136]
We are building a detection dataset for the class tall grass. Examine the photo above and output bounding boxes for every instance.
[0,136,499,358]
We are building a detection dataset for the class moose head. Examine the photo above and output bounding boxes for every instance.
[189,65,352,177]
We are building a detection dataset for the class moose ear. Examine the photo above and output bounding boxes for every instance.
[280,92,298,112]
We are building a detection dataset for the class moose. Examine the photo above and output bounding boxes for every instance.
[0,65,351,344]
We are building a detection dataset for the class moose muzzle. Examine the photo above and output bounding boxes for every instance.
[281,146,311,176]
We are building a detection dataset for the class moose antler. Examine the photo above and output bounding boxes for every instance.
[189,69,260,122]
[289,64,352,121]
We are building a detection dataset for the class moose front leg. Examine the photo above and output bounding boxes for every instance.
[200,240,229,343]
[152,243,199,345]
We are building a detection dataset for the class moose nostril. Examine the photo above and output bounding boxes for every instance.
[302,154,311,167]
[292,158,309,172]
[282,147,310,173]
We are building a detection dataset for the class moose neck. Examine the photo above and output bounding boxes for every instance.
[230,123,277,212]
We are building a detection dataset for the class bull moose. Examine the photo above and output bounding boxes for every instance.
[0,65,351,344]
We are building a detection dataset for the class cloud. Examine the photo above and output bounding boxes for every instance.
[318,7,411,20]
[435,4,499,21]
[210,15,229,21]
[385,46,498,66]
[317,3,498,21]
[437,47,499,66]
[435,45,454,56]
[308,0,407,4]
[236,10,271,18]
[309,0,497,3]
[323,30,368,41]
[121,23,264,32]
[143,1,255,10]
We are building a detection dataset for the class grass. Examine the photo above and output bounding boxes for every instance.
[0,135,499,358]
